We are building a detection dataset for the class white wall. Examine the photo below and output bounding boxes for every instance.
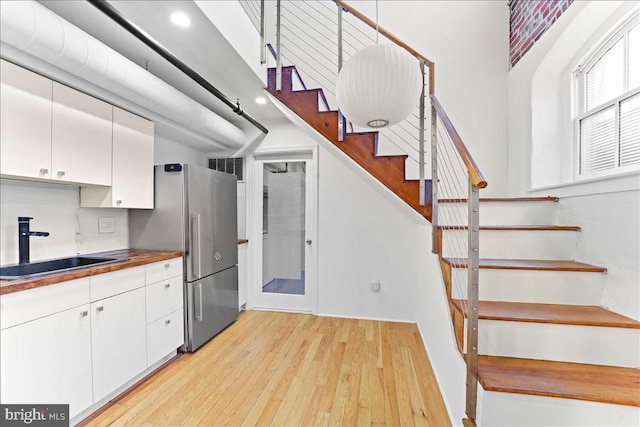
[251,120,422,322]
[154,135,208,167]
[345,0,510,197]
[507,1,640,320]
[0,179,128,265]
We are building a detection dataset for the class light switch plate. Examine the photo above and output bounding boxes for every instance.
[98,217,115,234]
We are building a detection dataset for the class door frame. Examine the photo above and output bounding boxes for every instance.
[248,146,318,314]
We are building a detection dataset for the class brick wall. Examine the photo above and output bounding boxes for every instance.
[510,0,574,66]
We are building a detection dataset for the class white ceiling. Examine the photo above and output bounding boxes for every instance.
[38,0,284,132]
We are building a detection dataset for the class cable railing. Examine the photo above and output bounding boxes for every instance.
[240,0,487,422]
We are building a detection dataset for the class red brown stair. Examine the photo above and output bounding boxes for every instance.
[267,66,432,221]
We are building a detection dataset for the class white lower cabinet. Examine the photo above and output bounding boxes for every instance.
[0,304,93,419]
[91,287,147,403]
[147,309,184,366]
[0,257,184,423]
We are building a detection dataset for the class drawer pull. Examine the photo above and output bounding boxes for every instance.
[164,263,170,268]
[80,310,88,317]
[40,168,49,176]
[165,283,171,289]
[96,306,104,312]
[57,170,65,177]
[165,319,171,325]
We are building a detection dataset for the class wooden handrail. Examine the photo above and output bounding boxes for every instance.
[334,0,435,94]
[430,95,488,189]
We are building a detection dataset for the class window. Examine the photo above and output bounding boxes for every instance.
[575,14,640,179]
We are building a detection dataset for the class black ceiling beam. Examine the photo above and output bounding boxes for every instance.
[86,0,268,135]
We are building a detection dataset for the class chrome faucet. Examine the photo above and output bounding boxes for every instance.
[18,217,49,264]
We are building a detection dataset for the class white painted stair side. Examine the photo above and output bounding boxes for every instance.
[460,319,640,368]
[451,269,605,305]
[477,388,640,427]
[440,228,579,259]
[438,200,557,225]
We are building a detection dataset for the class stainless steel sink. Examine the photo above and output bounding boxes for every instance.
[0,256,127,280]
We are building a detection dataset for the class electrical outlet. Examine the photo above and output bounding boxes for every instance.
[98,217,115,234]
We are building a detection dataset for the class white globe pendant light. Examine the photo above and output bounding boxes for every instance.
[336,43,422,129]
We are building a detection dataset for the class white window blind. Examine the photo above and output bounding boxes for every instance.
[620,93,640,167]
[577,14,640,178]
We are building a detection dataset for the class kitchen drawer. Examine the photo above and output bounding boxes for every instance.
[146,257,183,285]
[145,275,183,324]
[147,309,184,367]
[90,265,145,302]
[0,278,90,330]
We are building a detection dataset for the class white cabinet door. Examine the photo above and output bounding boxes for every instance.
[52,82,112,186]
[112,107,154,208]
[91,287,147,402]
[146,309,184,366]
[0,304,93,419]
[0,59,52,179]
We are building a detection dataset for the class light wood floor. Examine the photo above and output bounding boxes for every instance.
[83,310,451,426]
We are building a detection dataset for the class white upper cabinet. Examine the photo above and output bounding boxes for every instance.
[0,60,154,199]
[52,82,113,186]
[112,107,154,208]
[0,60,53,179]
[81,107,154,208]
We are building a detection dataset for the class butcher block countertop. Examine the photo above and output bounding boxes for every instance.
[0,249,184,296]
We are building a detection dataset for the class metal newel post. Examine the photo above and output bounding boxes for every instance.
[466,178,480,421]
[430,100,439,253]
[337,5,344,142]
[276,0,282,91]
[260,0,266,64]
[418,60,426,206]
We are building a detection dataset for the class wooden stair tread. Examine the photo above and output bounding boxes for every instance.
[478,355,640,407]
[442,258,607,272]
[439,225,580,231]
[451,300,640,328]
[438,196,559,203]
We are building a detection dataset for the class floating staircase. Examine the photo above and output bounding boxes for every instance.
[438,198,640,423]
[266,66,432,221]
[266,65,639,424]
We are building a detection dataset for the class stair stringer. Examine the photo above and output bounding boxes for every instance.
[263,90,431,224]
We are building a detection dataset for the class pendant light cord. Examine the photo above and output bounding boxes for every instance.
[375,0,379,44]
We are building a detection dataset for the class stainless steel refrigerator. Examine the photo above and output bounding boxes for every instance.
[129,164,238,352]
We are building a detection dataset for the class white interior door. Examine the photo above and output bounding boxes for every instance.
[252,151,317,313]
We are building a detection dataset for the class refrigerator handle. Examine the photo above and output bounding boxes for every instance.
[195,282,203,321]
[190,213,202,278]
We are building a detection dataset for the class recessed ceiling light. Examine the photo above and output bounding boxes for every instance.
[255,97,267,105]
[170,12,191,28]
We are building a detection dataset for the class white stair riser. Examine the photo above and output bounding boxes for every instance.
[438,201,557,225]
[450,269,605,305]
[462,319,640,368]
[441,229,579,259]
[477,389,640,427]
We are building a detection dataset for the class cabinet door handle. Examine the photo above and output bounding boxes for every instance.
[164,263,170,268]
[165,283,171,289]
[80,310,88,317]
[165,319,171,325]
[116,199,123,205]
[57,170,65,177]
[40,168,49,176]
[96,306,104,312]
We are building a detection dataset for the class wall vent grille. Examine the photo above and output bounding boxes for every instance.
[208,157,244,181]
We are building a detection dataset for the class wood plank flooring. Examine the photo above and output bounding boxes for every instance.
[81,310,450,426]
